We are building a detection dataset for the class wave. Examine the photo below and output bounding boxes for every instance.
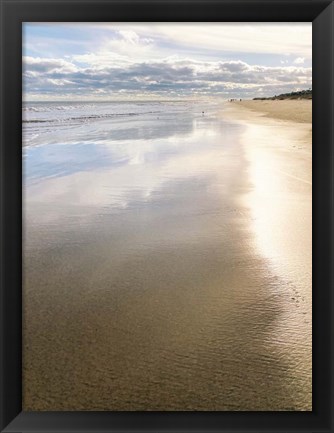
[23,104,97,113]
[23,110,163,124]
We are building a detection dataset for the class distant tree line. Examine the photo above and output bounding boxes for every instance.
[253,89,312,100]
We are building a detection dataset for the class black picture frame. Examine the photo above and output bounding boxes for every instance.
[1,0,333,432]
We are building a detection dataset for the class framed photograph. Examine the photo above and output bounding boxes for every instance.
[1,0,333,432]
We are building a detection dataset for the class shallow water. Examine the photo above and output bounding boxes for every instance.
[23,101,311,411]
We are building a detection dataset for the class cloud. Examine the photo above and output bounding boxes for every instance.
[23,56,78,74]
[23,54,312,100]
[72,52,132,68]
[47,78,75,86]
[24,23,312,63]
[293,57,305,64]
[91,23,312,58]
[73,29,155,68]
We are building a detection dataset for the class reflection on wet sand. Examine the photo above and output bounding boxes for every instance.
[23,103,311,410]
[242,117,312,411]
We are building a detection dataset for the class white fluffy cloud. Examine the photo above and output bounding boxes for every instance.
[72,23,311,58]
[145,23,312,57]
[293,57,305,64]
[23,55,311,100]
[24,57,78,74]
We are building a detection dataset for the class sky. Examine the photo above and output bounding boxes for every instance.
[23,23,312,101]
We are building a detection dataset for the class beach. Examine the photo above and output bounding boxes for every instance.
[226,99,312,408]
[231,99,312,123]
[23,100,312,411]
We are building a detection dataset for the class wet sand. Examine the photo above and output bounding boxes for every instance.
[226,99,312,408]
[23,102,312,411]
